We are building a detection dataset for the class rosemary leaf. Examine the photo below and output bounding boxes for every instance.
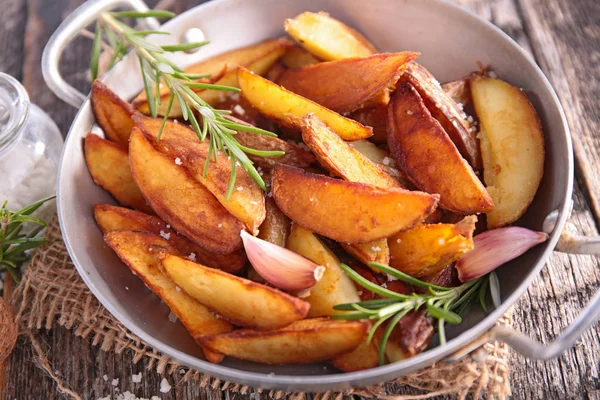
[110,10,176,19]
[90,22,103,80]
[161,41,210,52]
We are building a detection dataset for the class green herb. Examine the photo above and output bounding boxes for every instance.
[332,262,492,365]
[89,11,284,196]
[0,196,56,282]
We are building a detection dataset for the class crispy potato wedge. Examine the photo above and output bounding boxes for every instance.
[265,62,287,83]
[278,52,419,114]
[224,116,316,169]
[301,115,402,189]
[349,105,388,144]
[287,224,360,317]
[129,128,244,253]
[198,318,368,364]
[258,197,290,247]
[331,338,379,372]
[281,46,321,68]
[382,310,434,362]
[133,115,266,235]
[94,204,246,273]
[133,38,292,117]
[401,63,480,170]
[442,77,472,106]
[471,76,545,229]
[90,80,136,148]
[272,165,439,243]
[388,83,493,215]
[103,231,233,355]
[160,254,309,329]
[348,139,410,186]
[84,133,152,214]
[133,113,197,141]
[237,67,373,141]
[341,239,389,266]
[387,216,477,277]
[215,93,276,129]
[284,12,377,61]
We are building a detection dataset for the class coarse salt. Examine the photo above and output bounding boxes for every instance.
[160,378,172,393]
[250,201,258,205]
[111,378,119,386]
[233,104,246,115]
[382,157,392,166]
[371,246,382,251]
[174,157,182,165]
[309,197,314,202]
[387,274,398,282]
[103,375,109,381]
[381,283,388,289]
[159,230,170,240]
[168,311,178,323]
[237,186,244,191]
[188,252,196,262]
[438,238,446,245]
[406,110,413,115]
[125,286,129,291]
[218,223,223,228]
[396,238,402,244]
[488,71,498,78]
[175,286,181,292]
[131,372,143,383]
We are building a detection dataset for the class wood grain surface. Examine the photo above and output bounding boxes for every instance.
[0,0,598,398]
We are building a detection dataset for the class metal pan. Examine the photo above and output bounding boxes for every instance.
[42,0,600,391]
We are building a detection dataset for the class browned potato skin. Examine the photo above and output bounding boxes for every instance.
[341,239,389,266]
[331,339,379,372]
[272,164,439,243]
[281,46,321,68]
[387,83,493,215]
[84,133,153,214]
[94,204,246,273]
[258,197,290,247]
[133,115,266,236]
[387,216,477,277]
[90,80,137,148]
[160,254,310,330]
[278,52,419,114]
[401,63,481,170]
[442,78,473,106]
[349,105,389,144]
[128,128,244,254]
[103,231,233,360]
[237,67,373,141]
[197,318,368,365]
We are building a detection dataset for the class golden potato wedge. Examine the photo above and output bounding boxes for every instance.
[341,240,389,266]
[442,77,472,106]
[258,197,290,247]
[471,76,545,229]
[401,63,481,170]
[265,62,287,83]
[129,128,244,253]
[133,113,197,141]
[197,318,368,364]
[215,94,276,130]
[237,67,373,141]
[284,12,377,61]
[387,216,477,277]
[272,164,439,243]
[331,339,379,372]
[94,204,246,273]
[133,38,292,117]
[388,83,493,215]
[278,52,419,114]
[90,80,136,148]
[287,224,360,317]
[301,115,402,189]
[349,105,388,144]
[224,116,316,169]
[281,46,321,68]
[84,133,152,214]
[133,115,266,235]
[347,139,410,186]
[103,231,233,354]
[160,254,309,329]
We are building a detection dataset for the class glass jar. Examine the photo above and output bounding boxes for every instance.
[0,72,63,219]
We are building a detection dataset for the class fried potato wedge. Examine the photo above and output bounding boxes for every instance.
[442,77,472,106]
[471,77,545,228]
[278,52,419,114]
[103,231,233,352]
[349,105,388,144]
[388,83,493,215]
[284,12,377,61]
[224,116,316,169]
[281,46,321,68]
[348,139,410,186]
[197,318,368,364]
[273,165,439,243]
[129,128,244,253]
[133,38,292,117]
[90,80,136,147]
[341,240,389,266]
[94,204,246,273]
[401,63,481,170]
[287,224,360,317]
[133,115,265,235]
[84,133,152,214]
[331,334,379,372]
[258,197,290,247]
[237,67,372,141]
[388,216,477,277]
[302,115,402,189]
[160,254,309,329]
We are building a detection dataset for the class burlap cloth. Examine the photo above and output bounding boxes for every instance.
[11,218,512,399]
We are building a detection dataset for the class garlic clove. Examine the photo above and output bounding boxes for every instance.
[456,226,548,282]
[241,230,325,291]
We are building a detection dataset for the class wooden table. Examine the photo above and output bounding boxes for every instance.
[0,0,598,398]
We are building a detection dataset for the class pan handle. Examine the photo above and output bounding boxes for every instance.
[449,205,600,361]
[41,0,158,108]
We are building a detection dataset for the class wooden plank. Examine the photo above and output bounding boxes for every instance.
[0,0,27,79]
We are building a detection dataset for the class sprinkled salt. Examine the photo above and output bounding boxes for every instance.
[250,201,258,205]
[131,372,143,383]
[267,192,273,198]
[218,223,223,228]
[160,378,172,393]
[381,283,388,289]
[457,102,464,111]
[159,230,170,240]
[237,186,244,191]
[175,286,181,292]
[438,238,446,245]
[387,274,398,282]
[371,246,382,251]
[466,115,474,123]
[125,286,129,291]
[111,378,119,386]
[188,253,196,261]
[233,104,246,115]
[382,157,392,166]
[230,92,241,101]
[174,157,182,165]
[406,110,413,115]
[396,238,402,244]
[168,311,178,323]
[166,224,170,229]
[488,71,498,78]
[309,197,314,202]
[103,375,109,381]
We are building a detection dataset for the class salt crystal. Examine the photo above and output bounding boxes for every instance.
[396,238,402,244]
[103,375,109,381]
[381,283,388,289]
[406,110,413,115]
[457,102,464,111]
[175,286,181,292]
[309,197,314,202]
[267,192,273,198]
[387,274,398,282]
[466,115,474,123]
[230,92,241,101]
[218,223,223,228]
[125,286,129,291]
[174,157,182,165]
[488,71,498,78]
[250,201,258,205]
[168,311,178,323]
[235,161,241,167]
[111,378,119,386]
[233,104,246,115]
[173,119,179,124]
[438,238,446,245]
[166,224,170,229]
[371,246,381,252]
[382,157,392,166]
[237,186,244,191]
[159,230,171,240]
[131,372,143,383]
[188,253,196,262]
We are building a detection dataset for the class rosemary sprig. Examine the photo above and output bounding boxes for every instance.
[332,262,493,365]
[0,196,56,282]
[90,11,284,195]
